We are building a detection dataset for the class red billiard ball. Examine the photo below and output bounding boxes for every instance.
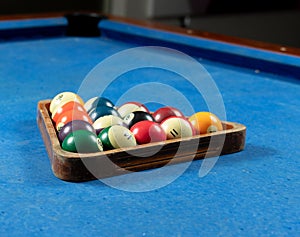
[153,106,184,123]
[51,101,86,123]
[160,116,195,139]
[130,120,166,145]
[117,101,149,118]
[55,110,93,131]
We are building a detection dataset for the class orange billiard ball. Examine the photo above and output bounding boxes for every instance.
[55,110,93,131]
[51,101,86,124]
[188,112,223,135]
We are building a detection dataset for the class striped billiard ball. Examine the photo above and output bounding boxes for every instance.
[98,125,136,150]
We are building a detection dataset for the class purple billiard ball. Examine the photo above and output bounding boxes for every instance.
[58,120,96,142]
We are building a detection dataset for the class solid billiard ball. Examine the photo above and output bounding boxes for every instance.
[51,101,86,123]
[153,106,184,123]
[58,120,96,142]
[62,129,103,153]
[50,91,84,113]
[130,120,166,145]
[160,116,195,139]
[123,111,154,129]
[93,115,126,135]
[84,96,114,114]
[98,125,136,150]
[117,101,149,118]
[55,110,92,131]
[88,105,120,122]
[188,112,223,134]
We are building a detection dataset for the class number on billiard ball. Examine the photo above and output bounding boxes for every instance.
[188,112,223,134]
[160,116,195,139]
[62,129,103,153]
[50,91,84,113]
[123,111,154,129]
[98,125,136,150]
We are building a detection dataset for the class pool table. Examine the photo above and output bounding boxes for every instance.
[0,12,299,236]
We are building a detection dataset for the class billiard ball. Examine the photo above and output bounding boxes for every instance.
[55,110,92,131]
[84,96,97,113]
[51,101,86,123]
[50,91,84,113]
[123,111,154,129]
[58,120,96,142]
[93,115,126,135]
[117,101,149,118]
[88,105,120,122]
[160,116,195,139]
[84,96,114,114]
[188,112,223,134]
[62,129,103,153]
[98,125,136,150]
[130,120,166,145]
[153,106,184,123]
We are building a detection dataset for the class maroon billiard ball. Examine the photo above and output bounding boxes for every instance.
[153,106,184,123]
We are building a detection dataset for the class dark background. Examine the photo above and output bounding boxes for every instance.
[1,0,300,48]
[0,0,103,15]
[1,0,299,15]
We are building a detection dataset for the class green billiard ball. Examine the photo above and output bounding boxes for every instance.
[62,129,103,153]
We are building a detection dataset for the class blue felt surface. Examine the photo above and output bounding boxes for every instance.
[0,17,67,30]
[0,18,299,237]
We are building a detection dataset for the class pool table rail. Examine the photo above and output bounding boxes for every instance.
[1,12,300,80]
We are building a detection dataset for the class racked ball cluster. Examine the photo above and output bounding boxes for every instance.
[49,91,223,153]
